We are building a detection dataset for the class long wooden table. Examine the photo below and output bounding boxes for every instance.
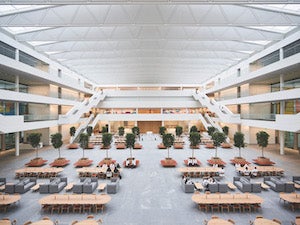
[0,194,21,205]
[207,218,232,225]
[0,220,11,225]
[39,194,111,209]
[15,167,63,178]
[237,166,284,176]
[178,167,221,177]
[31,220,54,225]
[279,193,300,203]
[192,193,263,212]
[76,219,101,225]
[254,218,280,225]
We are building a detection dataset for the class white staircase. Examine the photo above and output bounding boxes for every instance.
[71,114,95,143]
[58,91,105,125]
[193,92,241,124]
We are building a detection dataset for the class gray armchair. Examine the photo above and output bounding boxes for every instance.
[0,178,6,186]
[181,179,194,193]
[233,177,252,193]
[83,177,98,194]
[264,176,294,193]
[208,182,228,193]
[107,178,119,194]
[49,177,67,193]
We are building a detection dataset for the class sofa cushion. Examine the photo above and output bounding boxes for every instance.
[240,177,249,183]
[270,177,281,184]
[23,179,30,185]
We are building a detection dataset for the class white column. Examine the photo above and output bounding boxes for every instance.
[15,49,19,61]
[15,75,20,156]
[279,74,285,155]
[279,131,285,155]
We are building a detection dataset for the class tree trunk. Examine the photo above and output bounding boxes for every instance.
[36,148,39,158]
[262,147,264,158]
[106,149,109,159]
[167,147,170,159]
[58,148,61,159]
[192,148,195,158]
[239,147,241,158]
[215,147,218,158]
[130,147,132,159]
[82,149,85,158]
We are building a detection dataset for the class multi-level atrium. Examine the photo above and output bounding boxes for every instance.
[0,1,299,225]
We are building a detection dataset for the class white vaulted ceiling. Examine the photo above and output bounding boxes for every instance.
[0,1,299,86]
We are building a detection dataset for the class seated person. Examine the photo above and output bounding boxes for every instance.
[251,166,258,177]
[202,178,209,191]
[113,167,122,179]
[243,165,250,176]
[208,176,216,184]
[102,164,108,170]
[235,163,241,173]
[187,158,193,166]
[219,167,225,177]
[131,158,137,167]
[110,163,115,171]
[192,158,198,165]
[212,164,218,168]
[106,167,113,179]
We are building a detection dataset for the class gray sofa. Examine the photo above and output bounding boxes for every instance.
[264,176,295,193]
[181,179,194,193]
[107,178,119,194]
[208,182,228,193]
[14,178,37,194]
[0,178,6,186]
[40,177,67,194]
[233,177,261,193]
[73,177,98,194]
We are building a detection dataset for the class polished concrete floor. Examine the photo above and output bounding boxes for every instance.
[0,133,300,225]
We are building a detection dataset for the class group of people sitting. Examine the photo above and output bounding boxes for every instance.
[187,157,198,166]
[125,157,137,168]
[202,176,217,191]
[99,162,122,179]
[235,164,258,177]
[182,175,194,185]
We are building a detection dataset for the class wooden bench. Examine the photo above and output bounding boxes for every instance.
[97,183,107,192]
[294,183,300,189]
[31,183,43,192]
[194,182,203,191]
[64,183,74,191]
[227,182,237,190]
[256,182,270,190]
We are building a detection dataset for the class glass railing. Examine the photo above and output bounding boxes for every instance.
[23,114,58,122]
[241,113,276,121]
[0,44,15,59]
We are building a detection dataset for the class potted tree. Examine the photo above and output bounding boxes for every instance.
[254,131,274,165]
[190,125,198,133]
[26,133,47,167]
[208,131,226,166]
[207,126,216,136]
[174,126,184,149]
[159,126,166,136]
[230,132,249,166]
[132,126,142,149]
[86,126,94,149]
[68,126,78,149]
[160,133,177,167]
[186,132,201,166]
[99,132,115,166]
[74,133,93,167]
[50,133,70,167]
[118,126,125,137]
[221,126,232,148]
[124,133,139,168]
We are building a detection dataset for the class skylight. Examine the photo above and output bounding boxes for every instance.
[249,26,296,34]
[0,5,51,16]
[3,27,51,35]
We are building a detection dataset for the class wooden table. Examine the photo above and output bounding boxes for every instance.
[207,218,232,225]
[237,166,284,176]
[256,182,270,190]
[295,218,300,225]
[39,194,111,206]
[178,167,221,176]
[31,183,44,192]
[64,183,74,191]
[76,220,100,225]
[0,194,21,205]
[194,183,203,191]
[227,182,237,190]
[192,193,263,205]
[97,183,107,192]
[30,220,54,225]
[254,218,280,225]
[0,220,11,225]
[279,193,300,203]
[15,167,63,178]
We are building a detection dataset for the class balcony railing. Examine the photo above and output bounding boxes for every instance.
[241,113,276,121]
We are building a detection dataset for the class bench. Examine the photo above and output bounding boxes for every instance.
[31,183,43,192]
[97,183,107,192]
[194,183,203,191]
[227,182,237,190]
[64,183,74,191]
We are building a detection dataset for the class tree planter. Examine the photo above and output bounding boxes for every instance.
[74,158,93,167]
[25,157,48,167]
[253,157,275,166]
[98,158,116,167]
[50,158,70,167]
[68,143,79,149]
[230,157,250,166]
[207,157,226,166]
[160,158,177,167]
